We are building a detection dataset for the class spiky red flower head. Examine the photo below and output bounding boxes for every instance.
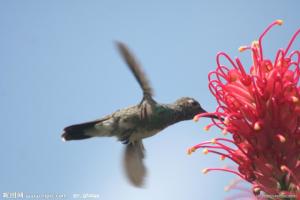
[189,20,300,198]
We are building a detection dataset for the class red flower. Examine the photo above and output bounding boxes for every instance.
[189,20,300,198]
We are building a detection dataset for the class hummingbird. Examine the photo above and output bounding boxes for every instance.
[61,42,215,187]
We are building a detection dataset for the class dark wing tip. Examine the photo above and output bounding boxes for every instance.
[115,41,127,53]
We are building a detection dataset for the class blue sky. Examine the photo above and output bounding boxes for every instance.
[0,1,299,199]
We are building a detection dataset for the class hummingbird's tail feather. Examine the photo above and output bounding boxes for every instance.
[123,141,147,187]
[61,120,102,141]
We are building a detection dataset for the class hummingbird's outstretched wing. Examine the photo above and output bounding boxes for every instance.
[123,140,146,187]
[116,42,154,97]
[116,41,156,120]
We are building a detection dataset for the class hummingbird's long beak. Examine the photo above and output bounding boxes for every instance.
[206,114,224,121]
[203,114,225,121]
[196,108,224,121]
[202,114,224,121]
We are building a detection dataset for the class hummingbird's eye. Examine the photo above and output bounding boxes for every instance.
[187,99,198,106]
[192,101,199,106]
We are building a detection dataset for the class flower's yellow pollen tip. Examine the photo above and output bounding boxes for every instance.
[254,122,261,131]
[202,168,209,174]
[203,148,209,155]
[265,163,273,169]
[187,149,192,155]
[220,155,226,160]
[222,129,228,135]
[224,117,229,125]
[280,165,288,172]
[211,138,217,144]
[187,147,196,155]
[253,187,261,195]
[276,134,286,143]
[193,116,199,122]
[252,40,259,47]
[292,96,299,103]
[296,160,300,168]
[238,46,247,52]
[276,19,284,25]
[203,125,210,131]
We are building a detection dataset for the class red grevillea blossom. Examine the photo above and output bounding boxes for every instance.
[189,20,300,199]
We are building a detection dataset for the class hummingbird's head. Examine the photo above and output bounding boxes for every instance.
[174,97,206,120]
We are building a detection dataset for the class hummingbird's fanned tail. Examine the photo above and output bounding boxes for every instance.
[61,120,102,141]
[123,141,147,187]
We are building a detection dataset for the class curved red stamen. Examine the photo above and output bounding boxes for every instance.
[285,28,300,55]
[217,52,238,70]
[203,168,245,179]
[258,20,283,59]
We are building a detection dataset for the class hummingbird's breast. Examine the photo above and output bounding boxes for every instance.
[117,113,162,143]
[129,128,161,142]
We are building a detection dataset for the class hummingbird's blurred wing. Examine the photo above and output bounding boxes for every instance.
[116,42,156,120]
[116,41,154,99]
[123,140,146,187]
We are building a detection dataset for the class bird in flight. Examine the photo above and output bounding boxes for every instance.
[61,42,216,187]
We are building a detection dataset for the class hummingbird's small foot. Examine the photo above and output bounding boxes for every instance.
[120,135,130,144]
[122,139,130,144]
